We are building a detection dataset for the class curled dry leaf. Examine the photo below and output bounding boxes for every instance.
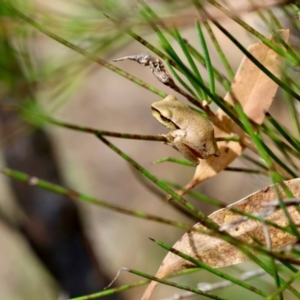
[141,178,300,300]
[179,29,290,194]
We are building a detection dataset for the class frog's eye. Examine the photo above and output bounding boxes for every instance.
[160,115,170,123]
[160,115,179,130]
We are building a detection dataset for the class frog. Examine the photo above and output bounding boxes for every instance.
[151,95,220,165]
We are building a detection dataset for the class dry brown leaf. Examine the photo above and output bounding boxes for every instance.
[179,29,289,194]
[141,178,300,299]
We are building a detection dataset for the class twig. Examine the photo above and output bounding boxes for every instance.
[262,198,300,208]
[219,208,275,232]
[113,52,217,119]
[159,268,267,300]
[104,268,129,289]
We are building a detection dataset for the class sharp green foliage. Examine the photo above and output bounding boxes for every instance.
[202,16,234,80]
[209,17,300,102]
[173,25,206,99]
[140,0,232,92]
[185,39,232,91]
[270,259,283,300]
[2,1,300,299]
[234,104,300,240]
[261,143,298,178]
[0,168,202,232]
[69,268,202,300]
[139,1,212,102]
[127,267,229,300]
[267,270,300,300]
[69,280,147,300]
[151,238,269,297]
[163,180,225,207]
[166,61,199,98]
[283,76,300,139]
[96,135,220,226]
[153,157,194,166]
[195,19,215,99]
[206,0,300,64]
[242,154,269,171]
[261,124,300,162]
[265,112,300,153]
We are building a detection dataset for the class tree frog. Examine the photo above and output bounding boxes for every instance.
[151,95,220,165]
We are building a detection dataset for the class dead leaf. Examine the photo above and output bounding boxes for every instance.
[141,178,300,300]
[180,29,290,193]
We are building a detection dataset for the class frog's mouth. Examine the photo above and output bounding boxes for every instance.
[151,107,179,130]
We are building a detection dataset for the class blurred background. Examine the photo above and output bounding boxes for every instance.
[0,0,298,299]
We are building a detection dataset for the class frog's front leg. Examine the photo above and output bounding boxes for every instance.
[168,129,187,142]
[164,130,200,165]
[162,129,186,148]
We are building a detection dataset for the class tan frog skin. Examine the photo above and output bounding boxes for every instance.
[151,95,220,165]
